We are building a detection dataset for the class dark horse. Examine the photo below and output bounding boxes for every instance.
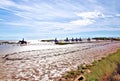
[18,38,27,44]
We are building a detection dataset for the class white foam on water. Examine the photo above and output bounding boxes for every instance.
[0,42,73,55]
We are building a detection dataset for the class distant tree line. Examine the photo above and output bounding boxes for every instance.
[93,37,120,41]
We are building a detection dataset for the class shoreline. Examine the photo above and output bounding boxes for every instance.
[62,49,120,81]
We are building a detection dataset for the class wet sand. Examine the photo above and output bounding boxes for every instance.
[0,41,120,81]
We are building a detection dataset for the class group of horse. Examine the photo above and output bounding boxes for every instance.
[54,37,91,43]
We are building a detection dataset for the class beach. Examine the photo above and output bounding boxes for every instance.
[0,41,120,81]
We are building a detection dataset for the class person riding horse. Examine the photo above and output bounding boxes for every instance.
[18,38,27,44]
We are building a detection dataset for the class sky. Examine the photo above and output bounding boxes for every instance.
[0,0,120,40]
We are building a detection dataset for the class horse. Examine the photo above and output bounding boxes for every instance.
[18,38,27,45]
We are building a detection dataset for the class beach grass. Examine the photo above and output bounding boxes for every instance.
[63,49,120,81]
[85,49,120,81]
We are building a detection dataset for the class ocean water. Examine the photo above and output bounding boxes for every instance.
[0,41,73,55]
[1,40,120,80]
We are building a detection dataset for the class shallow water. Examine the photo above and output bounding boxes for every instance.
[0,41,120,81]
[0,42,73,55]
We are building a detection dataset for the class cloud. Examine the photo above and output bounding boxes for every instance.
[0,19,3,21]
[70,10,103,26]
[116,14,120,17]
[0,0,16,7]
[75,10,104,19]
[3,22,32,26]
[70,19,95,26]
[0,0,120,39]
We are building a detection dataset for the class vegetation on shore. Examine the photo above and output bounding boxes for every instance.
[55,42,74,45]
[93,37,120,41]
[62,49,120,81]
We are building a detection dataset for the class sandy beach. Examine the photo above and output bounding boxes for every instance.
[0,41,120,81]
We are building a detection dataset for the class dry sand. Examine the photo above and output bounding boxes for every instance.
[0,41,120,81]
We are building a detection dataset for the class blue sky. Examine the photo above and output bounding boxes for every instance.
[0,0,120,40]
